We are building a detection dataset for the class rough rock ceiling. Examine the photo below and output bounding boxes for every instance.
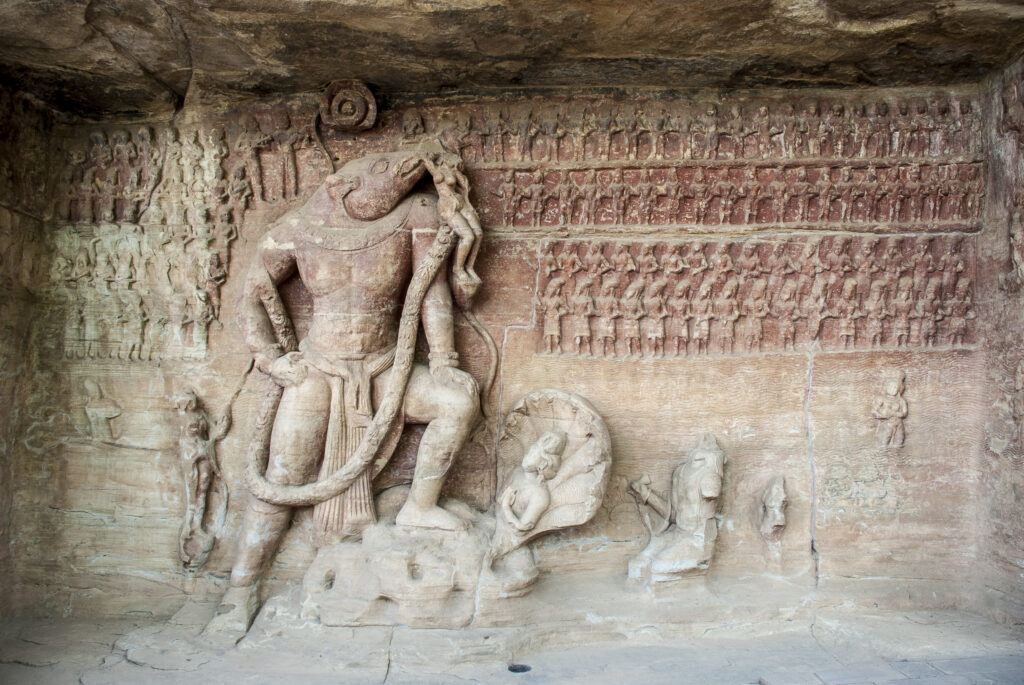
[2,0,1024,119]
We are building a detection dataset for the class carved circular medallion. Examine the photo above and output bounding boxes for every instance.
[320,80,377,131]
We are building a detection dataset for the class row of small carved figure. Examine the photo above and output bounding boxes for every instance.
[55,127,168,224]
[50,241,227,310]
[483,162,983,227]
[419,95,982,165]
[49,223,232,300]
[55,108,314,225]
[50,217,236,274]
[58,287,217,362]
[48,226,229,362]
[536,236,973,357]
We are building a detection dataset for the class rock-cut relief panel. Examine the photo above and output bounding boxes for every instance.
[535,234,975,358]
[46,108,319,362]
[48,219,229,361]
[434,96,983,166]
[49,125,236,361]
[410,94,984,235]
[473,162,984,232]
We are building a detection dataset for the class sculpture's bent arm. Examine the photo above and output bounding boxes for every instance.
[871,397,886,419]
[643,490,671,521]
[514,495,548,531]
[500,489,527,531]
[237,229,297,373]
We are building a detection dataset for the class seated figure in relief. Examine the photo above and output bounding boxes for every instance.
[205,147,482,637]
[486,430,568,568]
[628,433,725,582]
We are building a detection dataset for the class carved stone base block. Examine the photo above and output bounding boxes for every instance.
[629,520,719,583]
[301,497,538,629]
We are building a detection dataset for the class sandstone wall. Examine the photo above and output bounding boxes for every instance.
[0,89,54,617]
[976,57,1024,623]
[5,80,1014,622]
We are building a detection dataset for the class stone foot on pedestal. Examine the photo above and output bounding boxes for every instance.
[201,583,259,646]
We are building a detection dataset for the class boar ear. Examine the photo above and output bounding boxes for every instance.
[326,175,360,202]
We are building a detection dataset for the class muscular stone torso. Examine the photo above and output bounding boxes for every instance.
[295,227,413,356]
[265,193,438,358]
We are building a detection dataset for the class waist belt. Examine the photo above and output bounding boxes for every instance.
[299,341,397,545]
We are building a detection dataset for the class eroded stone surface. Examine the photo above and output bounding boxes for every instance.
[3,610,1023,684]
[3,2,1024,118]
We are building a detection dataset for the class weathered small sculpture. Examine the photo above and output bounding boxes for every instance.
[420,143,483,306]
[175,388,231,571]
[595,275,621,358]
[233,115,270,204]
[539,277,568,354]
[628,433,725,583]
[82,379,121,441]
[872,371,908,448]
[758,475,788,549]
[691,281,714,355]
[620,278,645,357]
[486,429,567,567]
[570,277,596,356]
[945,278,975,346]
[742,277,769,352]
[488,389,612,580]
[641,278,669,357]
[668,279,691,356]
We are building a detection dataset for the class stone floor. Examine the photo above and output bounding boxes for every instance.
[0,609,1021,684]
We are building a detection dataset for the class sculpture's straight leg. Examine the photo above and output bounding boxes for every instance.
[204,375,330,638]
[227,499,291,588]
[221,373,330,601]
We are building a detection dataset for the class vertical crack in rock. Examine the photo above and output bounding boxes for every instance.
[492,241,546,480]
[381,625,394,684]
[804,347,821,587]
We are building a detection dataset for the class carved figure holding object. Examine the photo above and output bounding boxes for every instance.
[488,390,611,578]
[205,148,483,638]
[486,430,567,567]
[419,142,483,308]
[629,433,725,582]
[758,474,788,547]
[175,388,231,571]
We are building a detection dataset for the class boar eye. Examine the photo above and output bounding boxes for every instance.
[371,159,389,174]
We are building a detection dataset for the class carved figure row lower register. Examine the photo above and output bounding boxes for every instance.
[537,234,974,357]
